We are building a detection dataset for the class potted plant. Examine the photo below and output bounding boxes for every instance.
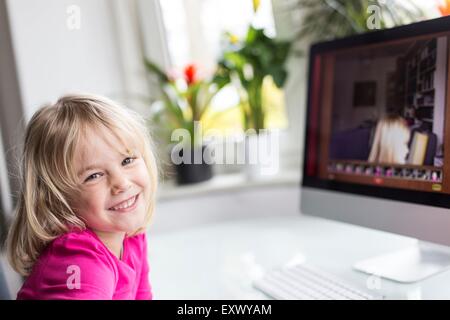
[214,26,291,132]
[213,24,292,179]
[144,60,225,185]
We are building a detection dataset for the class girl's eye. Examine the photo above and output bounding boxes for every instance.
[122,157,136,166]
[84,173,102,183]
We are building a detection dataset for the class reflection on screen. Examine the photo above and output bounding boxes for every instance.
[311,35,449,191]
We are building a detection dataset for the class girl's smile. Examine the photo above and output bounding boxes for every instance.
[108,192,140,212]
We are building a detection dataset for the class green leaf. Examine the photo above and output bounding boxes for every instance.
[245,26,259,44]
[269,68,288,88]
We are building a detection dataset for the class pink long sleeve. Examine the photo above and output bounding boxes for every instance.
[17,229,153,300]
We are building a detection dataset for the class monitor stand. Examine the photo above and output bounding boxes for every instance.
[353,241,450,283]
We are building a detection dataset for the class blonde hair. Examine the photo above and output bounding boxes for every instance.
[368,115,410,164]
[6,93,158,276]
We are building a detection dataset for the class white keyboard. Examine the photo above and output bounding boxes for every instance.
[253,263,380,300]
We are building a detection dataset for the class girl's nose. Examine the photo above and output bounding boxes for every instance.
[111,175,131,195]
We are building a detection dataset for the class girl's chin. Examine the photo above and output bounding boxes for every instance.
[117,216,146,233]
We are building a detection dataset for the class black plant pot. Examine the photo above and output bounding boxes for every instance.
[172,145,213,185]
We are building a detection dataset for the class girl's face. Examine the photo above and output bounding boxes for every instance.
[73,127,151,235]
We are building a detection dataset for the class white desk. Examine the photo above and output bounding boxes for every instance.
[148,186,450,300]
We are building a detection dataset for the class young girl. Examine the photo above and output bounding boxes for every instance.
[6,94,158,299]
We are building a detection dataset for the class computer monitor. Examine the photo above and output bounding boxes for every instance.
[301,16,450,283]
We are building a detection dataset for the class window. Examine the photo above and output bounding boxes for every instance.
[158,0,287,135]
[160,0,276,70]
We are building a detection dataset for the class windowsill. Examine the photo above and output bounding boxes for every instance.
[157,167,301,202]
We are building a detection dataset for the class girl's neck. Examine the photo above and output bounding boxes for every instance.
[92,230,126,260]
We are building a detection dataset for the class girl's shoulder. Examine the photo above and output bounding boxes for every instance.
[18,229,119,299]
[42,229,118,273]
[50,228,112,256]
[48,229,148,262]
[38,229,118,280]
[43,229,148,267]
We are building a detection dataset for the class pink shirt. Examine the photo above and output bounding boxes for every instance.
[17,229,152,300]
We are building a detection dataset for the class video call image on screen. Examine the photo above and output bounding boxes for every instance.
[309,34,450,194]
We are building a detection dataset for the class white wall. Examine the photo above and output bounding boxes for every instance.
[6,0,125,121]
[0,0,25,210]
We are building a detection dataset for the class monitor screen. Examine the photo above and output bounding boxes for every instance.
[303,18,450,209]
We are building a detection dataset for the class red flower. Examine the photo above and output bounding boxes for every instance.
[438,0,450,16]
[184,64,197,85]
